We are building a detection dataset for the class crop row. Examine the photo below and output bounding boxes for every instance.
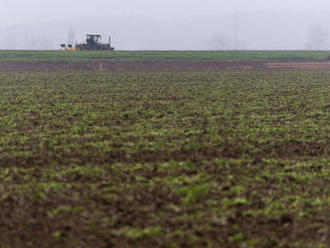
[0,71,329,247]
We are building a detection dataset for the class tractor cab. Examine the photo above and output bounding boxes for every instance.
[86,34,102,49]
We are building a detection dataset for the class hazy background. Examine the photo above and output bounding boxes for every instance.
[2,0,330,50]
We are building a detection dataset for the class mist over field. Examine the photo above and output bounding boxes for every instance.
[2,1,330,50]
[1,1,330,247]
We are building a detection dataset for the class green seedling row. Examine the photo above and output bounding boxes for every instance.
[0,50,330,61]
[0,70,329,247]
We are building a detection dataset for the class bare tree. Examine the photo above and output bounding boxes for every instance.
[67,27,75,45]
[305,25,328,50]
[7,25,17,49]
[208,33,230,50]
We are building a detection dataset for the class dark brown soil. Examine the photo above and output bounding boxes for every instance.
[0,66,328,248]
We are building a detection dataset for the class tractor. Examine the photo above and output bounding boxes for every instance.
[61,34,115,51]
[76,34,114,51]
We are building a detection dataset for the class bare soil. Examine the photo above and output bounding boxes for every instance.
[0,66,329,248]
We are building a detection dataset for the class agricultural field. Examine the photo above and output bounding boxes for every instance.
[0,68,329,247]
[0,50,330,62]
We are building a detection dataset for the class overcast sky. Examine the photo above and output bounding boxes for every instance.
[2,0,330,25]
[2,0,330,50]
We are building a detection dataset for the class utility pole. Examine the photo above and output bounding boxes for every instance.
[23,20,28,49]
[11,24,17,50]
[233,11,238,50]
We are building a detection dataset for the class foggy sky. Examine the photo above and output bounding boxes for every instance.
[3,0,330,25]
[3,0,330,50]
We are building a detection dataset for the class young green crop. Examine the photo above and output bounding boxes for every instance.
[0,70,329,247]
[0,50,329,61]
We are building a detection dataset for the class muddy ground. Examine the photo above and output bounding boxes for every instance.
[2,60,330,72]
[0,63,329,248]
